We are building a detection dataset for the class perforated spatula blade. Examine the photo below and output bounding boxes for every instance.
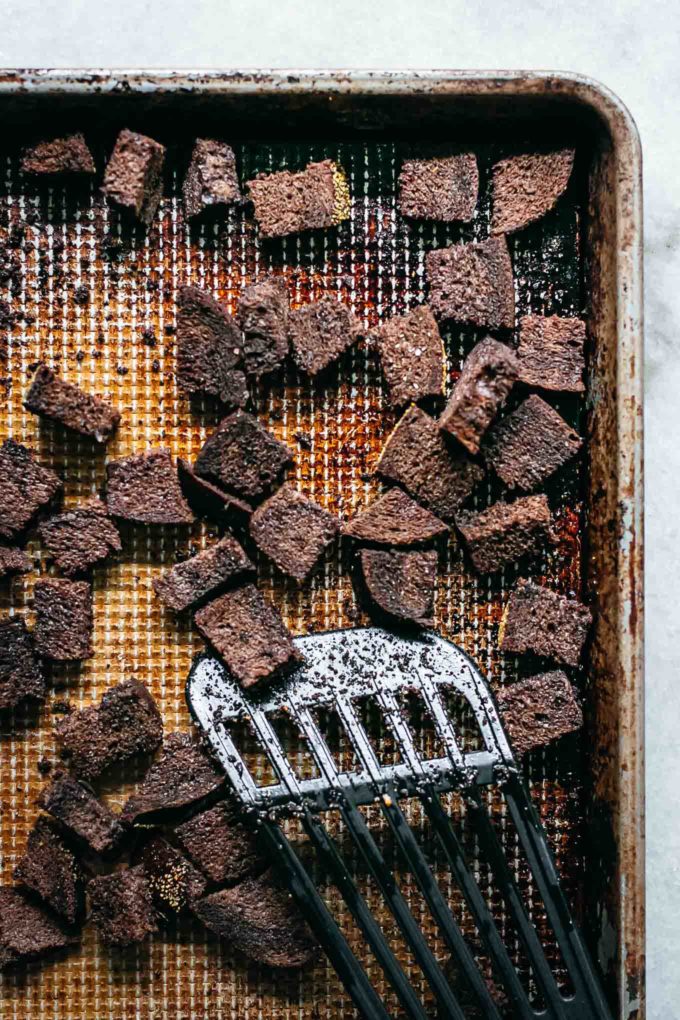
[187,627,612,1020]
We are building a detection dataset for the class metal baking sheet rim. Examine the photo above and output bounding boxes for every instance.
[0,68,644,1018]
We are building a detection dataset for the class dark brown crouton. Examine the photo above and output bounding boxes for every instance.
[39,774,125,856]
[288,296,361,376]
[134,836,206,914]
[0,544,31,578]
[0,439,62,540]
[247,159,350,238]
[374,306,445,406]
[343,488,448,546]
[194,584,300,689]
[39,498,121,576]
[177,458,253,522]
[56,679,163,782]
[517,314,586,392]
[397,154,478,222]
[360,549,437,627]
[0,887,77,969]
[101,129,166,226]
[122,732,224,823]
[88,867,158,946]
[439,337,518,454]
[482,395,582,492]
[194,411,293,502]
[456,494,552,574]
[499,578,592,667]
[175,801,264,886]
[13,817,84,924]
[376,405,483,521]
[206,369,248,409]
[425,237,515,329]
[193,870,317,968]
[182,139,241,220]
[0,617,45,710]
[496,671,583,757]
[33,578,93,661]
[237,277,290,377]
[106,449,194,524]
[176,285,246,406]
[153,535,253,612]
[491,149,575,235]
[24,363,121,443]
[249,484,339,582]
[21,133,95,176]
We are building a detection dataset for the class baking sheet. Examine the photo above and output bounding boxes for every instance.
[0,75,636,1018]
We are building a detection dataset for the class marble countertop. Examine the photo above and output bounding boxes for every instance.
[0,1,674,1016]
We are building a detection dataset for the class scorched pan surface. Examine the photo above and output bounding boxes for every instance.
[0,71,643,1020]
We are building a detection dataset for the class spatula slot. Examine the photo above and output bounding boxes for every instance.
[398,691,448,762]
[440,685,487,755]
[352,695,404,768]
[267,710,322,782]
[223,715,281,788]
[313,705,365,778]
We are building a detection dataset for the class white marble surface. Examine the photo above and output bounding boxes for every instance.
[0,1,676,1016]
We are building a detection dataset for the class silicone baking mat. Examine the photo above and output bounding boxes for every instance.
[0,138,585,1019]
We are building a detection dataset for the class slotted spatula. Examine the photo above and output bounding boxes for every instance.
[187,627,612,1020]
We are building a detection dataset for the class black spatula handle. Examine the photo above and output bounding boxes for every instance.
[501,775,614,1019]
[259,817,394,1020]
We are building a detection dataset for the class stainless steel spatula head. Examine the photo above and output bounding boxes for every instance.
[187,627,612,1020]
